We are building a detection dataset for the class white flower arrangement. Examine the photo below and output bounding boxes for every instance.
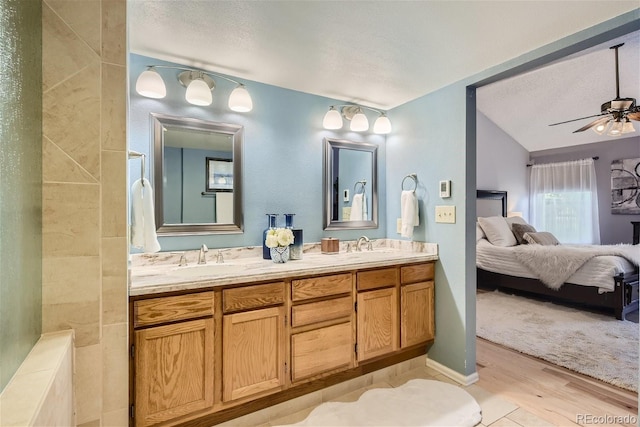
[265,228,295,248]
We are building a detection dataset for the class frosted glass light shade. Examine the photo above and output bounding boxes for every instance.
[373,115,392,134]
[350,111,369,131]
[607,120,623,136]
[136,68,166,98]
[622,119,635,134]
[229,85,253,112]
[592,120,611,135]
[185,79,213,106]
[323,108,343,129]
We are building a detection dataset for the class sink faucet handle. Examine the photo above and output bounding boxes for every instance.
[171,251,188,266]
[367,240,374,251]
[216,250,225,264]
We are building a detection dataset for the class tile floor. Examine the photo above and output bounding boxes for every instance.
[214,357,550,427]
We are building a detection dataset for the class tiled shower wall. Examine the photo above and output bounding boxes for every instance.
[41,0,128,424]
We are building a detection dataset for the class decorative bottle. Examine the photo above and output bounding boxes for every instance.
[285,213,303,260]
[263,214,279,259]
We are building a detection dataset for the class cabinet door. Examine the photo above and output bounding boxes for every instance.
[291,322,353,382]
[356,287,398,361]
[135,318,214,427]
[223,306,286,402]
[401,281,435,348]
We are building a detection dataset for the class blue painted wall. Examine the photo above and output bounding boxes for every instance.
[129,54,387,251]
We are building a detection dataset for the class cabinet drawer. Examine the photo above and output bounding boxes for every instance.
[292,273,352,301]
[134,292,214,328]
[401,263,434,284]
[356,268,398,291]
[291,295,353,327]
[223,282,285,313]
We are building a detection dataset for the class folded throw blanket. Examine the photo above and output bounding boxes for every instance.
[512,244,639,290]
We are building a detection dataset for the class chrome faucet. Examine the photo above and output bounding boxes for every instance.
[198,244,209,264]
[355,236,370,252]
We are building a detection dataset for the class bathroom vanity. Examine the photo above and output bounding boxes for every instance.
[129,242,437,426]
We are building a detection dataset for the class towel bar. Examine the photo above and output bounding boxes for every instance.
[354,180,367,194]
[401,173,418,192]
[128,151,146,186]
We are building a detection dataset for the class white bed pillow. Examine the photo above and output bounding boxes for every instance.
[506,216,528,227]
[476,223,486,242]
[477,216,517,247]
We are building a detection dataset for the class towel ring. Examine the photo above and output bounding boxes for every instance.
[401,173,418,193]
[128,151,146,187]
[354,180,367,194]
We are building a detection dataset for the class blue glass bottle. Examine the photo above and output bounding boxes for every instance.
[263,214,278,259]
[285,213,303,260]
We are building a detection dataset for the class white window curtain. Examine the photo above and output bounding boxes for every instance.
[529,158,600,244]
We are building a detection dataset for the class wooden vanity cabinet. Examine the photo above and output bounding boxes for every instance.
[133,292,215,427]
[290,273,354,382]
[400,263,435,347]
[356,268,399,361]
[221,282,286,402]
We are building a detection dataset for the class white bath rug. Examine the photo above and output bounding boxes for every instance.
[277,379,482,426]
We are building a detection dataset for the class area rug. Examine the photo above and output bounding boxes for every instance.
[476,290,638,391]
[276,379,482,426]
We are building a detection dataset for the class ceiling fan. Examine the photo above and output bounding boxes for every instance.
[549,43,639,136]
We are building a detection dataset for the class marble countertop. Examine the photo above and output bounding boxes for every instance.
[130,240,438,297]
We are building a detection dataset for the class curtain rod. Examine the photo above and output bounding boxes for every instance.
[526,156,599,167]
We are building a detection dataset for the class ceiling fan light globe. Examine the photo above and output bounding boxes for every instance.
[592,121,611,135]
[621,119,635,134]
[607,120,623,137]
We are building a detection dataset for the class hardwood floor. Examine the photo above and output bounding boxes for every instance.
[476,337,638,427]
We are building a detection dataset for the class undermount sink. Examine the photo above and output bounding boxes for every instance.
[170,264,247,277]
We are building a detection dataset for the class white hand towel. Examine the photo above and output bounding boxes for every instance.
[401,190,419,238]
[130,178,161,253]
[350,193,364,221]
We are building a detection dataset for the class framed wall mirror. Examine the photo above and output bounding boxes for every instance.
[323,138,378,230]
[152,113,243,235]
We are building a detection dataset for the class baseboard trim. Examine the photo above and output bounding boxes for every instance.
[426,357,479,386]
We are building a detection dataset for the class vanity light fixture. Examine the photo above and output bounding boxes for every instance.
[322,105,392,134]
[135,65,253,112]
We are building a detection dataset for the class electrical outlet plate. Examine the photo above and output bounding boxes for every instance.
[396,218,402,233]
[435,205,456,223]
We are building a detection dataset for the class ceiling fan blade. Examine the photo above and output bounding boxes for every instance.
[548,112,607,127]
[628,112,640,121]
[572,116,611,133]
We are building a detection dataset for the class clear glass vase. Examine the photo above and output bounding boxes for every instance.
[284,213,303,260]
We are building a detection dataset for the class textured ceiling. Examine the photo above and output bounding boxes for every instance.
[129,1,639,151]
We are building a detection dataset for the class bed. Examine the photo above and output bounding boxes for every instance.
[476,190,639,320]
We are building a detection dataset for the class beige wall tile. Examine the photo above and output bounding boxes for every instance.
[102,237,127,325]
[77,419,101,427]
[102,323,128,413]
[43,136,97,184]
[102,408,129,426]
[75,344,103,424]
[46,0,101,55]
[101,64,126,151]
[42,256,101,347]
[102,151,127,238]
[42,3,97,92]
[43,62,101,180]
[43,183,100,257]
[101,0,126,66]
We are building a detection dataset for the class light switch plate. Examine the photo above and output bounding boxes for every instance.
[342,207,351,220]
[435,205,456,223]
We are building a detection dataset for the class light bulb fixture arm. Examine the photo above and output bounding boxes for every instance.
[144,65,244,86]
[329,104,387,117]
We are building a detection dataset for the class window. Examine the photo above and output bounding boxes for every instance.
[529,159,600,244]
